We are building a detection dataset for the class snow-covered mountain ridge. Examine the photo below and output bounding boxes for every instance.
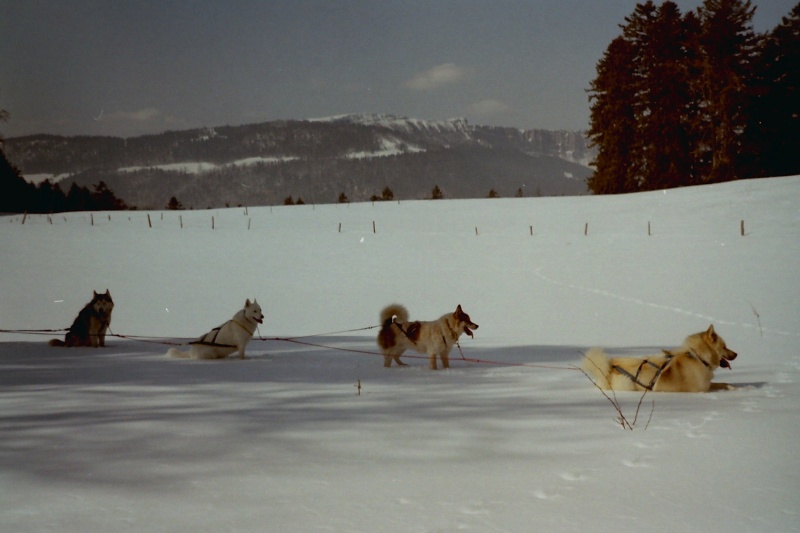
[4,114,593,208]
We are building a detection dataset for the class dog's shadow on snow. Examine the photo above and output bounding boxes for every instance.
[0,337,597,487]
[0,338,585,388]
[0,338,761,488]
[731,381,769,389]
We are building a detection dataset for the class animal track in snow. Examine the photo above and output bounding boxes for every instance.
[532,266,799,338]
[459,501,491,516]
[396,497,424,511]
[560,470,589,482]
[633,440,664,450]
[533,489,562,501]
[764,387,784,398]
[741,399,762,413]
[622,456,652,468]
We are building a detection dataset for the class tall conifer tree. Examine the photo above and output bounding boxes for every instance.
[744,3,800,178]
[695,0,758,182]
[587,36,639,194]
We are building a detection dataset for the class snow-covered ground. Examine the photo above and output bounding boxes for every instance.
[1,176,799,532]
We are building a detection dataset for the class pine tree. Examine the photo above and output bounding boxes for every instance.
[92,181,128,210]
[744,3,800,178]
[66,182,92,211]
[0,147,37,212]
[587,35,639,193]
[35,180,64,213]
[167,196,184,210]
[695,0,758,182]
[638,2,702,189]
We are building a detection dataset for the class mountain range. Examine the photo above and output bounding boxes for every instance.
[4,114,594,208]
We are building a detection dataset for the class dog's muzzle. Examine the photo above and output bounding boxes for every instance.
[720,350,737,369]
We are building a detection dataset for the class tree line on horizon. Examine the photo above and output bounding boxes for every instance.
[0,109,130,213]
[0,147,129,213]
[587,0,799,194]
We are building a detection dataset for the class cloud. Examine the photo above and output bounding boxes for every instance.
[107,107,163,122]
[405,63,468,91]
[104,107,186,127]
[96,108,189,136]
[468,99,511,117]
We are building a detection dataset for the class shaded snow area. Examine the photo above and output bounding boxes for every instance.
[1,177,799,532]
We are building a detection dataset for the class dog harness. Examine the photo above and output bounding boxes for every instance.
[392,318,419,344]
[612,358,670,391]
[188,319,253,348]
[612,349,710,391]
[393,317,455,350]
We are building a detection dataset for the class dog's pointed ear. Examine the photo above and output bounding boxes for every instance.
[93,290,99,297]
[456,304,463,314]
[246,298,251,307]
[706,324,717,341]
[106,289,111,297]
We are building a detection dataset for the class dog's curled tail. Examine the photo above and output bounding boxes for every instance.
[48,338,66,347]
[379,304,409,326]
[582,348,612,390]
[167,347,192,359]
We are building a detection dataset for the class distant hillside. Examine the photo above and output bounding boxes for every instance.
[4,115,594,208]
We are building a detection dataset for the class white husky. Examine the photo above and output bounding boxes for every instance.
[167,299,264,360]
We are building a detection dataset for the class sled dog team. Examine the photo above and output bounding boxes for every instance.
[50,291,739,392]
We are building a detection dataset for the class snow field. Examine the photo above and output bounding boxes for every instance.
[1,176,799,532]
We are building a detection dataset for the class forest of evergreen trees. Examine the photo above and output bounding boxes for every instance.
[587,0,799,194]
[0,147,128,213]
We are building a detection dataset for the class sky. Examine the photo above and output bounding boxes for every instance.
[1,0,795,138]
